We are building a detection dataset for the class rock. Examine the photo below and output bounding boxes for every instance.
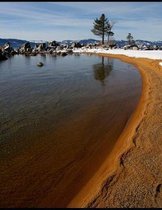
[0,50,8,61]
[30,52,37,56]
[66,49,73,54]
[124,44,139,50]
[57,51,61,55]
[71,42,82,48]
[48,40,60,47]
[61,52,68,56]
[1,42,15,57]
[11,51,17,56]
[123,45,131,50]
[132,46,138,50]
[48,49,54,54]
[3,42,11,51]
[19,42,32,54]
[36,43,47,52]
[37,62,44,67]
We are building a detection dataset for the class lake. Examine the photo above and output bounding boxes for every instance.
[0,54,141,207]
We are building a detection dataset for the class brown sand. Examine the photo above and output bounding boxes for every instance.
[68,54,162,208]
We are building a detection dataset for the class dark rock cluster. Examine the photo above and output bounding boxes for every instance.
[0,42,18,61]
[0,40,105,61]
[17,40,84,57]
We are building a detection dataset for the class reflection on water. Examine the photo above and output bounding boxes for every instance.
[93,57,113,86]
[0,54,141,207]
[24,55,31,65]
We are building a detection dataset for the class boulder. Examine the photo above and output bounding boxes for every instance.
[71,42,82,48]
[37,43,47,51]
[37,62,44,67]
[2,42,15,56]
[66,49,73,54]
[0,50,8,61]
[19,42,32,53]
[56,46,61,51]
[3,42,11,51]
[57,51,61,55]
[61,52,67,56]
[132,46,138,50]
[48,40,60,47]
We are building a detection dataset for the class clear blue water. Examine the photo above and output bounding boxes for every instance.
[0,54,141,155]
[0,54,141,207]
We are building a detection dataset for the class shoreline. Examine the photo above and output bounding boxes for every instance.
[68,54,162,207]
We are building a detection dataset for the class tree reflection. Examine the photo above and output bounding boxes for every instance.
[93,57,113,86]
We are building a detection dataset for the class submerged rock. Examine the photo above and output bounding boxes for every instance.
[37,62,44,67]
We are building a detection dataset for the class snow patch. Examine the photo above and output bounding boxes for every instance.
[73,48,162,60]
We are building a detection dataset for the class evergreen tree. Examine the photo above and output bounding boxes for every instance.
[107,21,114,46]
[127,33,134,45]
[91,14,109,45]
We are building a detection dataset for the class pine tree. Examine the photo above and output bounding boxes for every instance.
[91,14,109,45]
[127,33,134,45]
[107,21,114,46]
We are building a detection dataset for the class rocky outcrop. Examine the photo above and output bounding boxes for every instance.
[48,40,60,47]
[0,49,8,61]
[19,42,32,54]
[61,52,68,56]
[71,42,82,48]
[34,43,47,52]
[123,44,139,50]
[0,42,18,61]
[0,40,94,59]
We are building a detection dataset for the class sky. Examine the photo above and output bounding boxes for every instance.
[0,2,162,41]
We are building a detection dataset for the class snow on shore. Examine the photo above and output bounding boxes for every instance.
[159,62,162,66]
[73,48,162,65]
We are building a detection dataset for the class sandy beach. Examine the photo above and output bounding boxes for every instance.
[68,53,162,208]
[0,50,162,208]
[1,1,162,208]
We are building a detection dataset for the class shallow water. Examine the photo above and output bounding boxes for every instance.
[0,54,141,207]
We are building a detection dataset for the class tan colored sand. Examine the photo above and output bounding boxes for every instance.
[68,54,162,208]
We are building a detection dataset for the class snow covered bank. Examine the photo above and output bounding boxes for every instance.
[159,62,162,66]
[73,48,162,66]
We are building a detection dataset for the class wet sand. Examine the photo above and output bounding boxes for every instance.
[0,56,141,207]
[68,54,162,208]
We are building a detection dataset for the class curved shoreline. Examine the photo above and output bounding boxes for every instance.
[68,54,162,207]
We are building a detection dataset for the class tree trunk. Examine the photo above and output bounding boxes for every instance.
[108,34,110,47]
[102,23,104,45]
[102,33,104,45]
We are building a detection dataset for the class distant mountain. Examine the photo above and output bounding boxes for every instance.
[60,39,99,45]
[0,38,36,48]
[0,38,162,49]
[116,40,162,48]
[60,40,74,45]
[30,40,47,43]
[61,39,162,47]
[0,38,100,48]
[136,40,162,47]
[79,39,99,45]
